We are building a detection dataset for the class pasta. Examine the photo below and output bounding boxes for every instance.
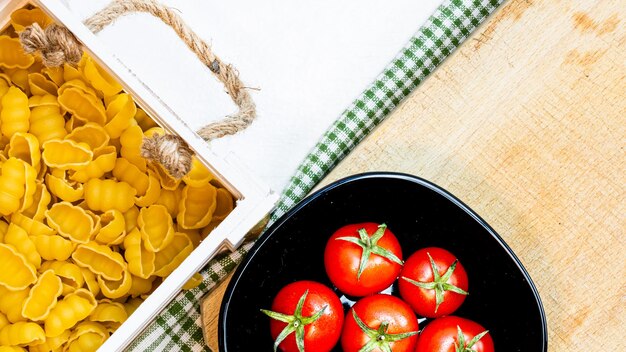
[41,139,93,170]
[44,288,97,337]
[28,94,67,143]
[0,36,34,69]
[45,168,84,202]
[0,321,45,346]
[57,87,106,125]
[84,179,136,212]
[8,132,40,170]
[155,187,182,218]
[10,212,55,236]
[128,275,155,298]
[97,268,132,299]
[46,202,95,243]
[65,122,110,152]
[28,329,70,352]
[138,204,174,252]
[104,93,136,138]
[0,286,28,323]
[10,7,52,32]
[82,55,122,97]
[0,243,37,291]
[119,124,146,170]
[72,242,126,281]
[153,232,193,277]
[123,228,155,279]
[21,269,62,321]
[0,158,26,215]
[70,145,117,183]
[94,209,126,245]
[182,273,203,290]
[21,181,51,221]
[182,156,213,187]
[89,300,127,329]
[4,68,29,96]
[28,72,58,96]
[123,205,140,233]
[213,187,235,221]
[0,220,8,243]
[39,261,84,296]
[31,235,75,261]
[178,183,217,229]
[1,86,30,138]
[112,157,149,196]
[135,169,161,207]
[65,321,108,352]
[4,223,40,269]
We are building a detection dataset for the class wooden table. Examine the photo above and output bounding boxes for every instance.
[203,0,626,350]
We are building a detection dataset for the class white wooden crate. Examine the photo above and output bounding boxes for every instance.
[0,0,278,350]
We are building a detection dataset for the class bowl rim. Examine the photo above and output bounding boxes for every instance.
[218,171,548,351]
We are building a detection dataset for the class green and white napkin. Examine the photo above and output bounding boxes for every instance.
[128,0,504,350]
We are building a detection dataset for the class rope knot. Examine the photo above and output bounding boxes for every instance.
[19,23,82,67]
[141,134,193,179]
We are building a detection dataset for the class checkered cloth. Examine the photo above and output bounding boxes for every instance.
[128,0,504,350]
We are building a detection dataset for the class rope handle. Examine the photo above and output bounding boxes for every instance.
[19,0,256,178]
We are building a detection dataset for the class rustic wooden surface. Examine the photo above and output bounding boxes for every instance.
[203,0,626,350]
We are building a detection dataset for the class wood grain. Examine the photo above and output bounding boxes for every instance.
[202,0,625,350]
[318,0,626,350]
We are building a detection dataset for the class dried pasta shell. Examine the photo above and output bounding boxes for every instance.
[72,242,126,281]
[39,261,84,296]
[0,36,34,69]
[21,181,50,221]
[57,78,96,97]
[10,212,55,236]
[0,312,8,330]
[123,205,140,233]
[62,63,85,83]
[31,235,75,261]
[66,321,108,352]
[134,108,157,131]
[28,72,58,96]
[83,55,122,97]
[45,169,83,202]
[123,228,155,279]
[182,156,213,187]
[0,286,28,323]
[4,223,40,269]
[124,297,143,317]
[119,124,146,170]
[46,202,95,243]
[153,232,193,277]
[0,321,45,347]
[135,169,161,207]
[1,86,30,137]
[112,157,149,196]
[21,270,62,321]
[104,93,135,138]
[42,66,64,87]
[89,300,127,329]
[182,272,203,290]
[28,95,67,143]
[0,243,37,291]
[0,220,7,242]
[28,329,70,352]
[155,187,182,218]
[94,209,126,245]
[70,145,117,183]
[176,224,201,248]
[44,288,96,337]
[149,162,180,190]
[10,7,52,31]
[58,87,106,125]
[0,157,36,215]
[65,122,109,152]
[84,178,136,212]
[128,275,154,298]
[138,204,174,252]
[42,139,93,170]
[4,68,29,95]
[178,183,217,229]
[97,267,132,299]
[8,132,40,170]
[213,187,235,221]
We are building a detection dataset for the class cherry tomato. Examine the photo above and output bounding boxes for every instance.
[415,316,494,352]
[398,247,468,318]
[341,294,419,352]
[324,222,403,297]
[261,280,344,352]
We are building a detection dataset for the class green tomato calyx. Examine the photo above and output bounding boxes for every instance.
[352,309,418,352]
[260,290,327,352]
[401,252,468,312]
[454,325,490,352]
[336,223,403,280]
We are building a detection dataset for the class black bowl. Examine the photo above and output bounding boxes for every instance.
[219,172,547,351]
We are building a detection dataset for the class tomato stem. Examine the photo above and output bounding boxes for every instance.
[454,325,490,352]
[260,290,327,352]
[401,252,468,313]
[335,223,403,280]
[351,309,418,352]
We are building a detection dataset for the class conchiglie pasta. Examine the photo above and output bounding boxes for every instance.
[182,156,213,187]
[10,212,55,236]
[4,68,29,95]
[39,261,84,296]
[128,275,155,298]
[45,168,83,202]
[135,169,161,207]
[213,187,235,221]
[65,122,109,152]
[3,223,40,269]
[119,124,146,170]
[10,7,53,31]
[0,321,45,346]
[134,108,157,131]
[21,269,62,321]
[8,132,40,170]
[28,72,58,96]
[177,183,217,229]
[1,86,30,139]
[155,187,182,218]
[0,36,34,69]
[94,209,126,245]
[28,329,70,352]
[97,268,131,299]
[82,55,122,97]
[41,139,93,170]
[153,232,193,277]
[57,87,106,125]
[104,93,135,138]
[138,204,174,252]
[112,157,149,196]
[70,145,116,183]
[0,286,29,323]
[0,157,26,215]
[21,181,50,221]
[0,220,7,242]
[46,202,95,243]
[0,243,37,291]
[28,94,67,143]
[65,321,108,352]
[84,179,136,212]
[123,228,154,279]
[89,300,127,329]
[31,235,75,261]
[44,288,96,337]
[72,242,126,281]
